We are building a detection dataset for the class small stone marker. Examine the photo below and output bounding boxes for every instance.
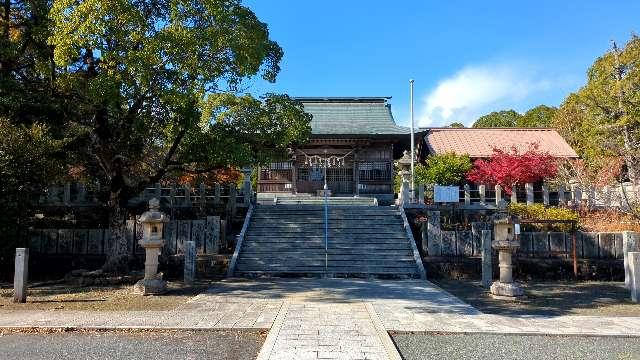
[629,252,640,303]
[625,232,640,288]
[481,230,492,288]
[13,248,29,303]
[184,241,196,284]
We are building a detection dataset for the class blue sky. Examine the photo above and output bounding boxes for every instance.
[243,0,640,127]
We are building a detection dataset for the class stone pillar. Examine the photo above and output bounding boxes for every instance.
[13,248,29,303]
[602,186,611,208]
[630,252,640,303]
[525,183,534,205]
[242,167,252,206]
[481,230,492,288]
[464,184,471,205]
[510,185,517,203]
[418,185,425,204]
[624,232,640,288]
[542,185,549,206]
[184,241,196,284]
[398,170,410,206]
[427,211,441,256]
[558,185,566,206]
[571,183,582,207]
[587,186,596,209]
[498,251,513,283]
[77,183,87,203]
[495,185,502,206]
[420,222,428,255]
[478,185,486,204]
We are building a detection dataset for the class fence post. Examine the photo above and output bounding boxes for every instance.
[154,183,161,200]
[587,186,596,209]
[13,248,29,303]
[229,185,237,216]
[214,183,222,205]
[481,230,492,288]
[495,185,502,206]
[510,185,517,204]
[63,183,71,205]
[418,185,425,205]
[199,183,206,209]
[602,185,611,208]
[184,185,191,206]
[558,184,566,206]
[169,185,176,208]
[542,185,549,206]
[478,184,486,204]
[624,232,640,288]
[630,252,640,303]
[525,183,534,205]
[77,183,86,203]
[464,184,471,205]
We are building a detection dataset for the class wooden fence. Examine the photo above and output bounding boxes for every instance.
[27,217,224,257]
[418,214,639,260]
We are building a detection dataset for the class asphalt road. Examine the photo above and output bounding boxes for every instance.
[0,330,264,360]
[393,333,640,360]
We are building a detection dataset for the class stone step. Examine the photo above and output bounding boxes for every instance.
[242,238,411,244]
[235,265,419,273]
[239,250,413,256]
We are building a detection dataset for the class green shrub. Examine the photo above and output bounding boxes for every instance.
[418,153,472,185]
[508,203,579,231]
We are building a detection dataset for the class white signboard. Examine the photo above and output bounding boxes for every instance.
[434,185,459,203]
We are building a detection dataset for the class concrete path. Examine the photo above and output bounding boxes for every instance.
[3,279,640,359]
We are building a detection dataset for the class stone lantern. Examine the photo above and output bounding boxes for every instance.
[489,200,524,299]
[133,198,169,295]
[396,151,413,206]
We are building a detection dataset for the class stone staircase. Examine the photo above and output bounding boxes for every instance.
[233,204,422,278]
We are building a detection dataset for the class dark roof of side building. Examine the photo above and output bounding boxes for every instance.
[295,97,410,136]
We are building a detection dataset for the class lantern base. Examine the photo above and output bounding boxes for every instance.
[133,278,167,296]
[489,281,524,300]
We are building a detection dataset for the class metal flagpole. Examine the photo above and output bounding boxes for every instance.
[410,79,415,202]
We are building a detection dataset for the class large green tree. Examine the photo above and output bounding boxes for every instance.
[472,109,521,128]
[518,105,557,128]
[553,36,640,183]
[1,0,312,271]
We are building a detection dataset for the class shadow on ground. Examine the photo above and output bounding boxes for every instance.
[432,278,640,317]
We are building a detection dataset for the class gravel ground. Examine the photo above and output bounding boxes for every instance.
[0,330,265,360]
[0,280,213,311]
[393,333,640,360]
[432,279,640,317]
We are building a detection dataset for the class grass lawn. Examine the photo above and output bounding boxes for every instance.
[432,278,640,317]
[0,280,213,311]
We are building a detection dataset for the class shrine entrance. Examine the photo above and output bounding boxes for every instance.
[295,149,354,195]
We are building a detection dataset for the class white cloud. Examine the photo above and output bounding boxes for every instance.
[418,63,552,127]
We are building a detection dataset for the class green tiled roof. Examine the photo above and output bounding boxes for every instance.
[295,97,410,136]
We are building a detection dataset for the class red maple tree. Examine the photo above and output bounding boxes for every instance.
[466,143,557,194]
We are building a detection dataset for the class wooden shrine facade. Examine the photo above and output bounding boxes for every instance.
[256,97,412,202]
[257,138,397,199]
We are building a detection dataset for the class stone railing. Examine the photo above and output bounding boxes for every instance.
[405,182,639,210]
[40,169,254,210]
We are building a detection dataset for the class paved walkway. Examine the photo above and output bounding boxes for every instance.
[3,279,640,359]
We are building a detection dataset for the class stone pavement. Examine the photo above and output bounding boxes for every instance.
[2,279,640,359]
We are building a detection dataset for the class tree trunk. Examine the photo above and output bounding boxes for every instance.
[622,125,638,184]
[102,192,132,274]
